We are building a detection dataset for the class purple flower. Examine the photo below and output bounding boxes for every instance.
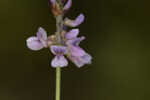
[63,0,72,11]
[66,36,85,46]
[50,45,68,67]
[49,0,56,6]
[64,13,85,27]
[65,29,79,39]
[69,53,92,67]
[26,27,48,51]
[65,30,92,67]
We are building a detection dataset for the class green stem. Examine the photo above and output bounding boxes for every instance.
[55,1,63,100]
[56,67,61,100]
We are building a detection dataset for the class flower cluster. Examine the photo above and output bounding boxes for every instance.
[26,0,92,68]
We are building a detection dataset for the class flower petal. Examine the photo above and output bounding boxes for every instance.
[51,56,68,67]
[65,29,79,39]
[37,27,47,41]
[69,53,92,68]
[64,13,85,27]
[49,0,56,6]
[50,45,68,55]
[81,53,92,64]
[70,46,86,57]
[26,37,44,51]
[72,36,85,45]
[66,36,85,46]
[69,56,84,67]
[63,0,72,11]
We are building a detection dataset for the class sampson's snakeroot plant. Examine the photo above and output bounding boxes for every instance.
[26,0,92,100]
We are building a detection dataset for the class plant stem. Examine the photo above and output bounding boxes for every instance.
[55,1,63,100]
[56,67,61,100]
[56,15,63,44]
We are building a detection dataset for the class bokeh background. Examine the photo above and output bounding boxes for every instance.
[0,0,150,100]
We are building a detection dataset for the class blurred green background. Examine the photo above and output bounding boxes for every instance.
[0,0,150,100]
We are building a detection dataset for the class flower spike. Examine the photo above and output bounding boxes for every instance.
[26,0,92,68]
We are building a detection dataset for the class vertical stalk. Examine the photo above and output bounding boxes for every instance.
[55,1,63,100]
[56,67,61,100]
[56,15,63,44]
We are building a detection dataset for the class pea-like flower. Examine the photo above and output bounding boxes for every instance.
[26,27,48,51]
[50,45,68,67]
[65,29,92,67]
[64,13,85,27]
